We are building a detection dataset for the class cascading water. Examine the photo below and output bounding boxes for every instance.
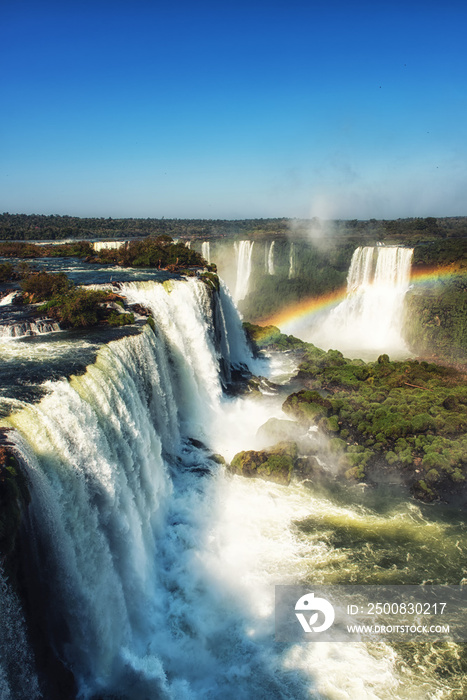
[201,241,211,264]
[0,320,61,340]
[288,242,295,279]
[233,240,254,302]
[92,241,125,252]
[304,245,414,359]
[267,241,275,275]
[2,275,465,699]
[0,292,18,307]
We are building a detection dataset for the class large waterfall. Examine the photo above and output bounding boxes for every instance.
[304,245,414,359]
[2,278,263,699]
[1,273,464,699]
[233,240,254,302]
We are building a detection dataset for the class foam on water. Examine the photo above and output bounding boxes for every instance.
[1,277,464,699]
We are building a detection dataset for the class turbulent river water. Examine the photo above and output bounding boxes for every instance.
[0,258,466,699]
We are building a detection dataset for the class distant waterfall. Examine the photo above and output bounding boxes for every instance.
[233,241,254,302]
[267,241,275,275]
[309,245,414,359]
[93,241,125,252]
[201,241,211,264]
[288,242,295,279]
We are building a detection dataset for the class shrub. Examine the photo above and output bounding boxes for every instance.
[0,262,14,282]
[21,271,73,302]
[40,288,108,328]
[107,311,135,326]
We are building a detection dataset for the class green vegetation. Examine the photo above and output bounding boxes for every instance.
[243,322,305,350]
[412,238,467,269]
[93,236,207,270]
[247,323,467,501]
[289,347,467,499]
[0,262,15,282]
[21,271,73,302]
[39,288,111,328]
[0,240,93,258]
[19,271,134,329]
[199,271,220,291]
[0,236,211,273]
[0,213,289,241]
[229,442,298,485]
[403,276,467,363]
[107,310,135,326]
[2,212,467,243]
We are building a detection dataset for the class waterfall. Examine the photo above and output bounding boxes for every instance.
[1,274,459,699]
[309,245,414,359]
[2,278,260,699]
[233,240,254,302]
[267,241,275,275]
[0,564,41,700]
[0,320,61,340]
[288,242,295,279]
[201,241,211,264]
[92,241,125,252]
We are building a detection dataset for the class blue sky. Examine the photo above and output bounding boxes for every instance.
[2,0,467,219]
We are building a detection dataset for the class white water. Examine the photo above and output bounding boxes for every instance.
[92,240,126,252]
[267,241,275,275]
[0,292,18,307]
[2,277,463,699]
[288,242,295,279]
[233,240,255,302]
[298,245,414,360]
[0,320,61,340]
[201,241,211,264]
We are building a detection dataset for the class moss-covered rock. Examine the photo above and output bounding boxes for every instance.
[243,323,306,351]
[277,346,467,501]
[403,275,467,363]
[282,390,332,423]
[107,311,135,326]
[199,271,220,291]
[229,442,298,485]
[256,417,303,445]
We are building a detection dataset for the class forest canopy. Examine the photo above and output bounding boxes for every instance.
[1,213,466,242]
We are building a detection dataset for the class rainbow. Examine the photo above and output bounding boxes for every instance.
[409,264,465,285]
[256,265,465,331]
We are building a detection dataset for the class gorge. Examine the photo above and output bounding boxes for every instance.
[0,245,466,699]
